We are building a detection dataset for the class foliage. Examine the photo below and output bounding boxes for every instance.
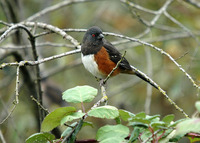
[26,85,200,143]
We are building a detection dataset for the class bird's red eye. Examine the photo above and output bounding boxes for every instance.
[92,34,95,37]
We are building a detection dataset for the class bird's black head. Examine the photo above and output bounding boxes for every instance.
[82,26,104,47]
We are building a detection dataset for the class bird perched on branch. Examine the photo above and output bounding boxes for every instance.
[81,26,157,89]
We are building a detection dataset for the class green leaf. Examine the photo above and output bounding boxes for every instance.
[60,111,85,125]
[115,117,121,124]
[162,114,174,124]
[68,119,83,143]
[195,101,200,113]
[129,127,141,142]
[174,118,200,136]
[169,118,186,127]
[146,115,160,121]
[82,121,94,128]
[26,132,55,143]
[129,118,150,125]
[99,137,125,143]
[41,107,76,132]
[96,124,129,142]
[128,122,148,128]
[135,112,146,118]
[119,109,135,121]
[150,121,166,129]
[88,105,119,119]
[62,85,98,103]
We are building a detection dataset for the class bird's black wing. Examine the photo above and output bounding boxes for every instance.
[103,39,132,72]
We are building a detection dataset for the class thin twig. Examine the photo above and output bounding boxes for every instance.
[29,22,45,124]
[0,65,20,124]
[184,0,200,9]
[23,22,81,48]
[144,47,153,114]
[103,51,127,84]
[31,96,49,114]
[120,0,157,14]
[0,49,81,69]
[0,130,6,143]
[142,129,163,143]
[130,65,189,118]
[164,11,199,44]
[25,0,96,21]
[0,42,75,50]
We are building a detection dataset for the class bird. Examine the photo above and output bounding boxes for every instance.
[81,26,157,89]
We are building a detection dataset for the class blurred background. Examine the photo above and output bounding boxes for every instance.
[0,0,200,142]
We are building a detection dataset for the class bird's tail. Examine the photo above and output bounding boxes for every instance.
[129,66,158,89]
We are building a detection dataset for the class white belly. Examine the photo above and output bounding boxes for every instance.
[81,54,104,78]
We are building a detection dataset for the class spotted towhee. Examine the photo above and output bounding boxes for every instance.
[81,26,157,89]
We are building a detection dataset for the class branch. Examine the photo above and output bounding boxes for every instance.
[28,23,45,124]
[0,129,6,143]
[0,42,75,50]
[31,96,49,114]
[0,49,81,69]
[103,51,127,84]
[25,0,96,21]
[0,65,20,124]
[23,22,81,48]
[103,32,200,90]
[184,0,200,8]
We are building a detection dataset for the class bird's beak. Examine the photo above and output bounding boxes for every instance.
[97,33,104,39]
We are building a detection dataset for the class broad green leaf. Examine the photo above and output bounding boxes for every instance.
[129,118,150,125]
[150,121,166,129]
[135,112,146,118]
[174,118,200,136]
[195,101,200,113]
[82,121,93,128]
[60,111,85,125]
[129,127,141,142]
[119,109,135,121]
[146,115,160,121]
[128,122,148,128]
[169,118,186,127]
[140,130,152,142]
[99,137,125,143]
[88,105,119,119]
[96,124,129,142]
[162,114,174,124]
[26,132,55,143]
[62,85,98,103]
[41,107,76,132]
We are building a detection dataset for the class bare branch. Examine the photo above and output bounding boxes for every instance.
[0,129,6,143]
[31,96,49,114]
[104,32,200,90]
[0,42,75,50]
[25,0,96,21]
[0,49,81,69]
[103,51,127,84]
[184,0,200,8]
[0,65,20,124]
[23,22,81,48]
